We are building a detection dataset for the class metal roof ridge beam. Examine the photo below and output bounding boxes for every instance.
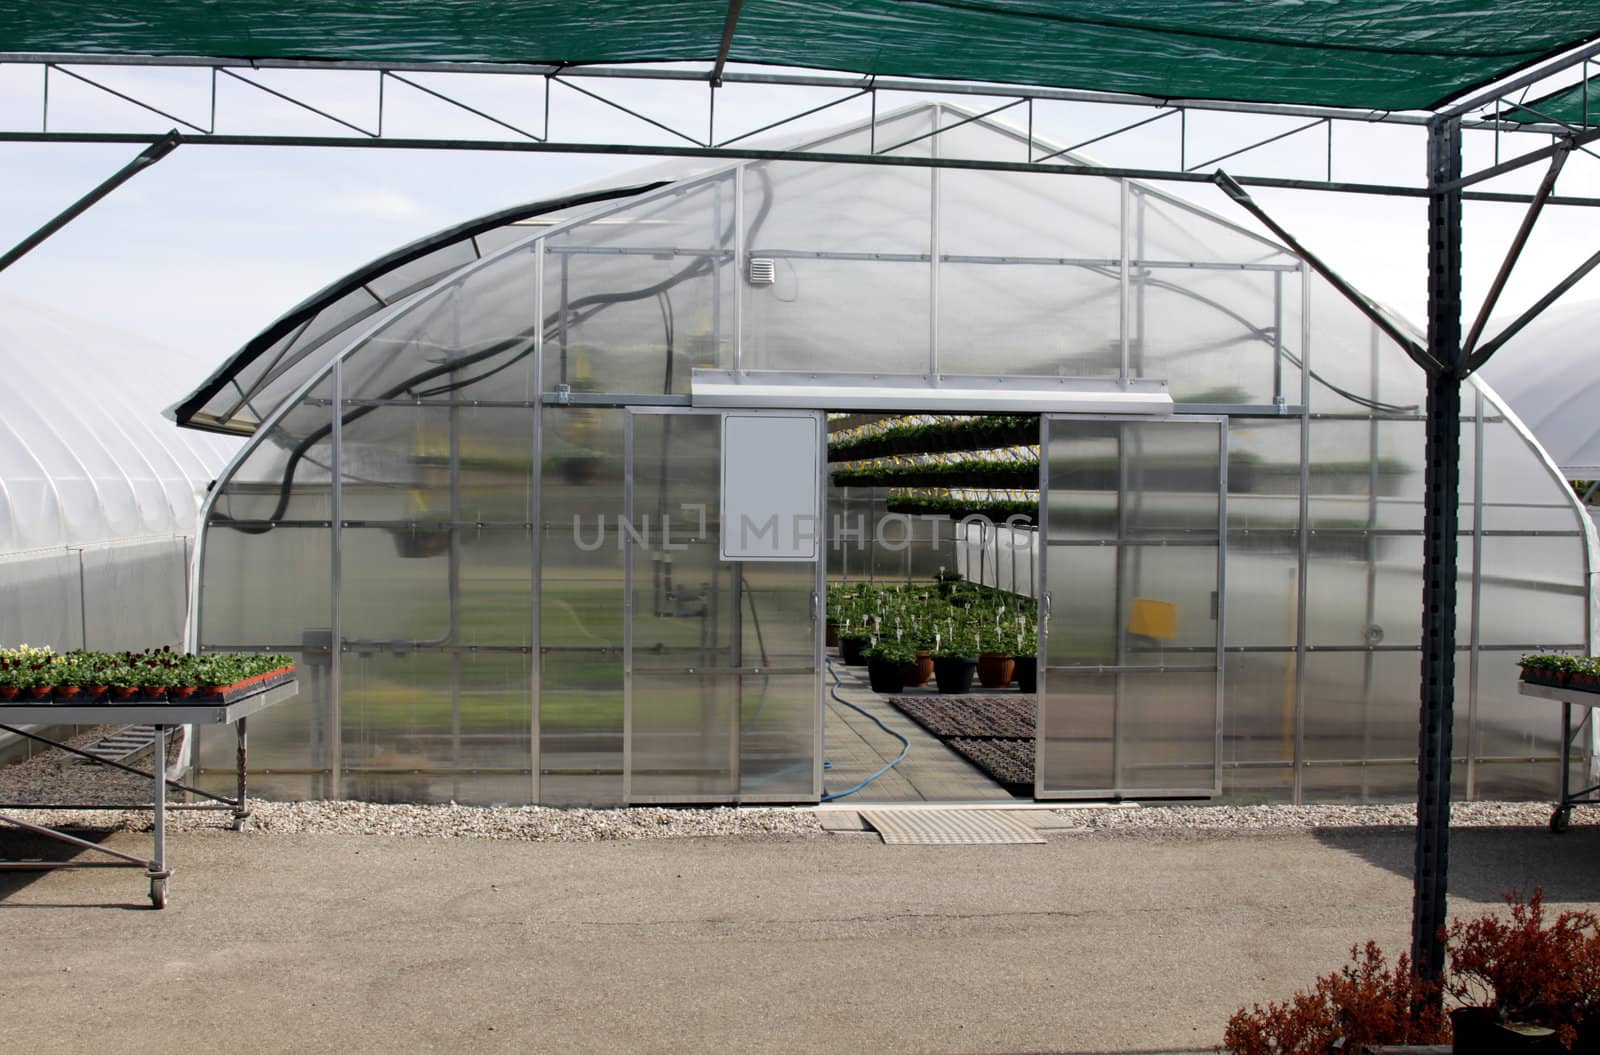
[1211,170,1438,375]
[1449,124,1600,191]
[1439,37,1600,118]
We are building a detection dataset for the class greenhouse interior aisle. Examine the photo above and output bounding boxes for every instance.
[822,662,1016,803]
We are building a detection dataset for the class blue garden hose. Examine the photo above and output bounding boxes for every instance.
[820,658,911,801]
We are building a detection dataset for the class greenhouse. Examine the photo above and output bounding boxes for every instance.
[174,104,1595,808]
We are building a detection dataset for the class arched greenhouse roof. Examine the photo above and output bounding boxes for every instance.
[0,293,239,556]
[1477,298,1600,477]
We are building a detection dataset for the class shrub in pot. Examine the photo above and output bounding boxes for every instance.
[1012,636,1038,694]
[932,629,978,694]
[865,639,916,695]
[839,632,871,666]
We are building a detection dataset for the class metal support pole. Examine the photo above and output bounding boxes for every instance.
[0,130,180,273]
[1412,115,1463,988]
[234,716,250,830]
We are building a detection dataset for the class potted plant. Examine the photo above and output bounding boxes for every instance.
[933,629,978,695]
[865,638,916,694]
[976,631,1015,689]
[1520,653,1577,689]
[1013,631,1038,694]
[1446,888,1600,1054]
[839,628,872,666]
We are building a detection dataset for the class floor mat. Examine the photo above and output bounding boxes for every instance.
[858,808,1046,845]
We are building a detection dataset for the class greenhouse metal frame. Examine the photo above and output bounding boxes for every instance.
[164,104,1597,819]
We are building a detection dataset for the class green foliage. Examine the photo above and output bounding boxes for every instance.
[831,456,1038,491]
[828,578,1037,661]
[865,638,918,664]
[0,646,295,691]
[885,494,1039,525]
[827,414,1038,463]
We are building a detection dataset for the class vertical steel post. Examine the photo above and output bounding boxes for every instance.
[1412,115,1463,986]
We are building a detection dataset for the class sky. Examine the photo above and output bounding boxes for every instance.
[2,62,1600,403]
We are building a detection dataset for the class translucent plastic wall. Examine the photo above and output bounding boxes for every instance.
[195,105,1592,805]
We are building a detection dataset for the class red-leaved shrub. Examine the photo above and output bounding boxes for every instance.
[1219,941,1449,1054]
[1446,887,1600,1048]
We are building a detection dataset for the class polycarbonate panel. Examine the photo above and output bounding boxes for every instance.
[541,177,734,396]
[196,656,334,802]
[1113,670,1221,790]
[1137,269,1301,406]
[336,404,534,528]
[939,167,1121,260]
[1475,536,1587,648]
[1472,650,1564,801]
[626,410,818,803]
[1224,536,1299,649]
[1307,417,1431,532]
[739,673,819,798]
[1304,536,1423,648]
[1039,671,1115,793]
[629,672,738,798]
[1138,193,1293,269]
[937,262,1121,378]
[747,158,931,256]
[1478,411,1591,533]
[742,256,930,375]
[199,524,332,648]
[343,251,539,404]
[1041,415,1223,797]
[1222,651,1296,767]
[339,648,532,805]
[539,405,625,806]
[1303,278,1426,416]
[366,240,480,303]
[1301,651,1427,764]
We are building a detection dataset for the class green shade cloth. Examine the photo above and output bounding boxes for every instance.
[3,1,1600,112]
[1500,73,1600,125]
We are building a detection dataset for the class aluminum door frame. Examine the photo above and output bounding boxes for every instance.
[622,406,826,805]
[1035,412,1228,799]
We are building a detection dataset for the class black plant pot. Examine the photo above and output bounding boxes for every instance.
[867,655,907,695]
[1451,1008,1562,1054]
[933,656,977,694]
[840,637,870,666]
[1014,656,1037,694]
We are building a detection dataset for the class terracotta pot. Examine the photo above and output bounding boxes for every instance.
[169,685,197,699]
[109,686,138,700]
[0,686,18,701]
[901,650,934,687]
[27,685,53,700]
[976,652,1015,689]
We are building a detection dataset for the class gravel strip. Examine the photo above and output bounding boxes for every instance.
[11,801,827,842]
[1064,801,1569,832]
[0,724,184,806]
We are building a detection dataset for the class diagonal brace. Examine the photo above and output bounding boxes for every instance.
[0,129,180,274]
[1458,244,1600,377]
[710,0,746,88]
[1462,147,1569,357]
[1212,170,1441,375]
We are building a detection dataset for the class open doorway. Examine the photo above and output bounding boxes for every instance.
[822,411,1044,804]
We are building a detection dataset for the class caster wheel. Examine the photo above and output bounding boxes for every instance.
[1551,807,1572,834]
[149,877,168,909]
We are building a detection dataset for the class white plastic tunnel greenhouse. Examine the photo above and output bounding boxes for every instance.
[171,104,1597,807]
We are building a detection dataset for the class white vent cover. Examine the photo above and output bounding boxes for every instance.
[747,257,776,285]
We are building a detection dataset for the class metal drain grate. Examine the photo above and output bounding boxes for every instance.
[858,809,1045,845]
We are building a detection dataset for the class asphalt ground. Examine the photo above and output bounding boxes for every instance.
[6,819,1600,1054]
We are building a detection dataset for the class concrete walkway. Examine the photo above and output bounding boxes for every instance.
[8,819,1600,1053]
[823,660,1018,803]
